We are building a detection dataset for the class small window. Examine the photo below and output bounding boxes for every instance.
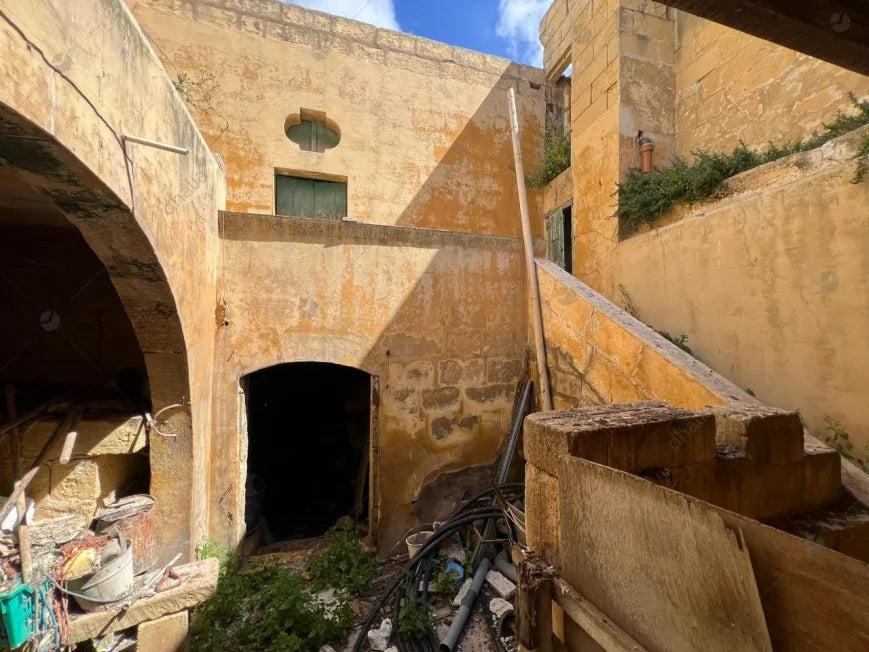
[275,174,347,221]
[546,204,573,274]
[285,110,340,153]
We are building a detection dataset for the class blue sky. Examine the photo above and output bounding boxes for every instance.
[290,0,551,67]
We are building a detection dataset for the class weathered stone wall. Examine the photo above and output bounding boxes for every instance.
[536,259,743,411]
[0,0,225,561]
[211,213,530,549]
[128,0,546,238]
[541,0,869,451]
[674,12,869,157]
[615,127,869,448]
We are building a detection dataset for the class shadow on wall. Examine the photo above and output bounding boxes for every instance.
[213,67,547,550]
[393,63,544,237]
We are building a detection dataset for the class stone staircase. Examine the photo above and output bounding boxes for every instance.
[524,401,869,563]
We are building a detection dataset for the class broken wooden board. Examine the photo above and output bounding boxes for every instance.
[558,456,772,652]
[68,557,218,643]
[712,507,869,650]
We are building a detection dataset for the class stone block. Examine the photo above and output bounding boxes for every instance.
[486,359,522,383]
[802,441,842,512]
[430,415,479,441]
[389,361,435,388]
[421,387,460,410]
[465,384,515,405]
[137,611,189,651]
[485,569,516,600]
[524,402,714,477]
[452,578,473,607]
[710,403,805,467]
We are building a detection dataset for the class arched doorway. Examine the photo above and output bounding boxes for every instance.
[243,363,374,541]
[0,103,197,561]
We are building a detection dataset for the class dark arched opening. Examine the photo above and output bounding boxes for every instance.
[0,164,151,503]
[244,362,371,541]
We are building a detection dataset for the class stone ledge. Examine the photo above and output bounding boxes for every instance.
[69,558,218,643]
[524,401,716,477]
[219,211,546,252]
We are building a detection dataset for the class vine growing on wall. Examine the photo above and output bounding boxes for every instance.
[616,94,869,233]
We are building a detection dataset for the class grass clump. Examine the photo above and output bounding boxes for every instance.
[397,588,434,640]
[618,94,869,232]
[306,531,375,595]
[191,532,373,651]
[527,129,571,188]
[191,563,353,651]
[824,416,869,474]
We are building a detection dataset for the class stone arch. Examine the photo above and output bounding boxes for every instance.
[0,103,194,560]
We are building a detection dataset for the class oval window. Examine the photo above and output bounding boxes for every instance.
[285,110,340,153]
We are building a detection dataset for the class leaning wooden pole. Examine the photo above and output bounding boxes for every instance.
[508,87,552,411]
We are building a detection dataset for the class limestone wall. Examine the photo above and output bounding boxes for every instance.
[128,0,546,238]
[211,213,530,549]
[536,259,743,411]
[0,0,225,560]
[615,127,869,448]
[674,12,869,157]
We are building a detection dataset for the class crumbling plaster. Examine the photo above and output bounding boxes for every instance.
[0,0,225,561]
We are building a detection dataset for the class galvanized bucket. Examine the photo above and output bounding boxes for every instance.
[66,538,134,612]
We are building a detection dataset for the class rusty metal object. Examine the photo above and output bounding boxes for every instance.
[96,495,157,575]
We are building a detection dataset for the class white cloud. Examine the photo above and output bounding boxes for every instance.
[288,0,401,31]
[495,0,550,67]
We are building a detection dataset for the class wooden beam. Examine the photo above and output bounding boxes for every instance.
[552,578,646,652]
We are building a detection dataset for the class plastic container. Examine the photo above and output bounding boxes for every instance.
[405,531,433,559]
[0,584,34,649]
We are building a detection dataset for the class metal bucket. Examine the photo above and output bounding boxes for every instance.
[96,495,156,575]
[67,539,134,612]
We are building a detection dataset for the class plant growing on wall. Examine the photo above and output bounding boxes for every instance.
[824,416,869,474]
[527,128,571,188]
[617,94,869,232]
[173,66,221,111]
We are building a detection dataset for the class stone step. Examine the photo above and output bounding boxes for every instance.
[524,401,716,477]
[645,442,841,520]
[770,496,869,564]
[709,402,804,467]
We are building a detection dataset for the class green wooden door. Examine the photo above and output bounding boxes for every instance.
[546,209,566,269]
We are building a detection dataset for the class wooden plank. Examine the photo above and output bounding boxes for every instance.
[68,558,218,643]
[558,457,772,652]
[711,507,869,650]
[552,579,645,652]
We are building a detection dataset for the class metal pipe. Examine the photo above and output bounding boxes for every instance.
[122,133,189,156]
[439,557,491,652]
[507,87,552,411]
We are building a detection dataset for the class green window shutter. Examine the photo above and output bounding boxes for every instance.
[276,175,315,218]
[275,174,347,220]
[313,179,347,220]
